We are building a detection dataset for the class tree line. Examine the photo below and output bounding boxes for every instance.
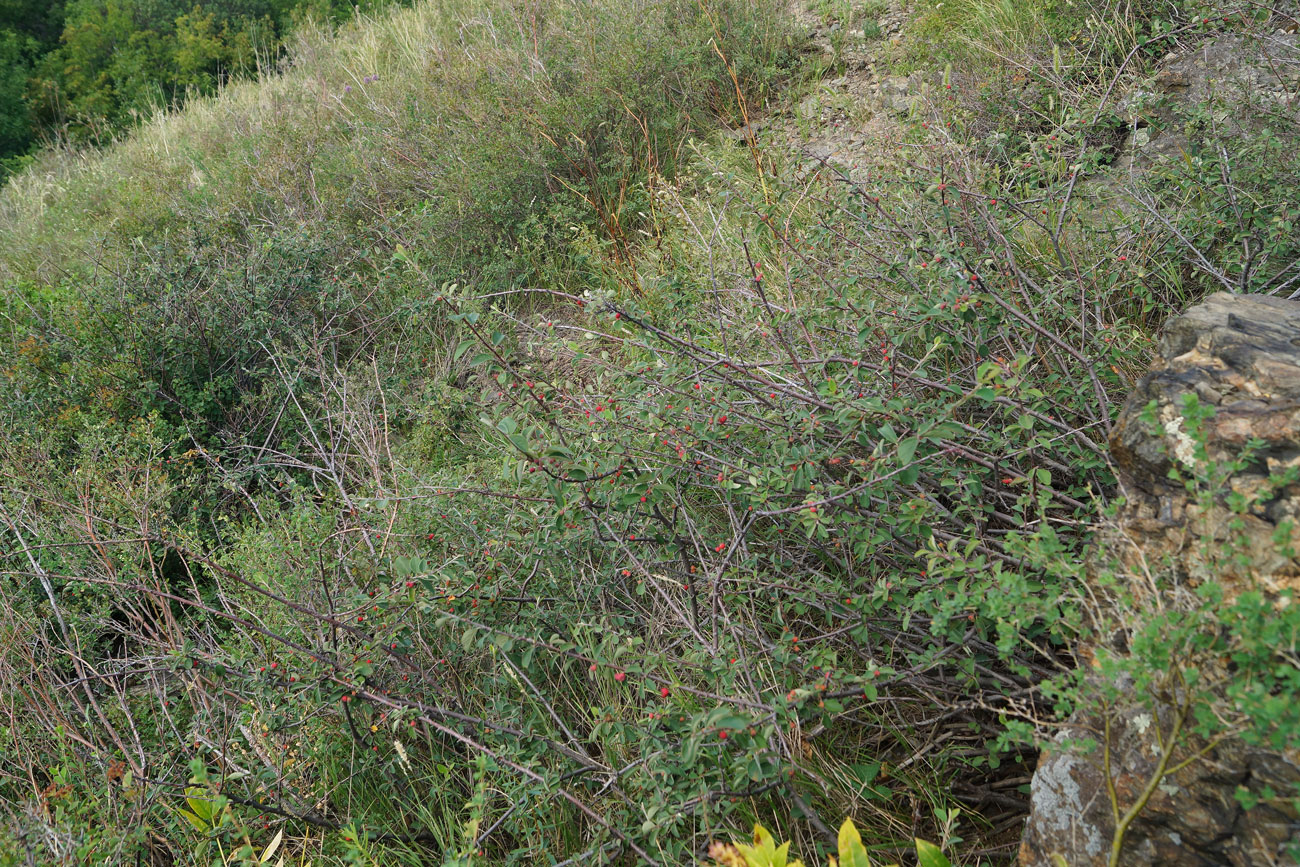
[0,0,401,177]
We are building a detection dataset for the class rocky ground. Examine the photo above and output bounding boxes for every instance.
[760,0,921,180]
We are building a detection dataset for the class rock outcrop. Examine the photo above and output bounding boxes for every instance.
[1020,293,1300,867]
[1021,697,1300,867]
[1110,291,1300,603]
[1117,33,1299,172]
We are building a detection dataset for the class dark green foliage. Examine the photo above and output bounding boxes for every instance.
[0,29,36,163]
[0,0,414,170]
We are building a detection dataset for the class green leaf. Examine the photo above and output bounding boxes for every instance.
[453,338,476,361]
[914,839,952,867]
[849,762,880,785]
[176,808,208,833]
[185,788,214,822]
[897,437,918,465]
[507,433,531,455]
[497,416,518,435]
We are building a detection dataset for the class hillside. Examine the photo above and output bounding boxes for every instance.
[0,0,417,177]
[0,0,1298,864]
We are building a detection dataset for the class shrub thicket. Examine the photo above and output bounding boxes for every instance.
[0,0,1297,865]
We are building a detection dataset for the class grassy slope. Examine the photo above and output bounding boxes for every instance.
[0,0,787,286]
[2,0,1298,865]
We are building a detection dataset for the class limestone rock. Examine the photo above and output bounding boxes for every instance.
[873,73,920,115]
[1109,291,1300,602]
[1118,34,1299,172]
[1020,698,1300,867]
[1021,293,1300,866]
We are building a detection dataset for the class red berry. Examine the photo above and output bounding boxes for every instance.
[660,687,670,698]
[614,671,627,682]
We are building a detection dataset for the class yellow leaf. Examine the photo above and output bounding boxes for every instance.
[736,824,780,867]
[837,818,872,867]
[259,829,284,863]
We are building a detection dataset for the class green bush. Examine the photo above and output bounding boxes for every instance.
[1,0,1297,864]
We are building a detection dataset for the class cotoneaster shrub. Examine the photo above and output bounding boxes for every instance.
[1,2,1298,866]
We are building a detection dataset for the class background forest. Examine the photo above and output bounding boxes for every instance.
[0,0,409,176]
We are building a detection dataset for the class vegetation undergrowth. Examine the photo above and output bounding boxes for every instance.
[0,0,1297,864]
